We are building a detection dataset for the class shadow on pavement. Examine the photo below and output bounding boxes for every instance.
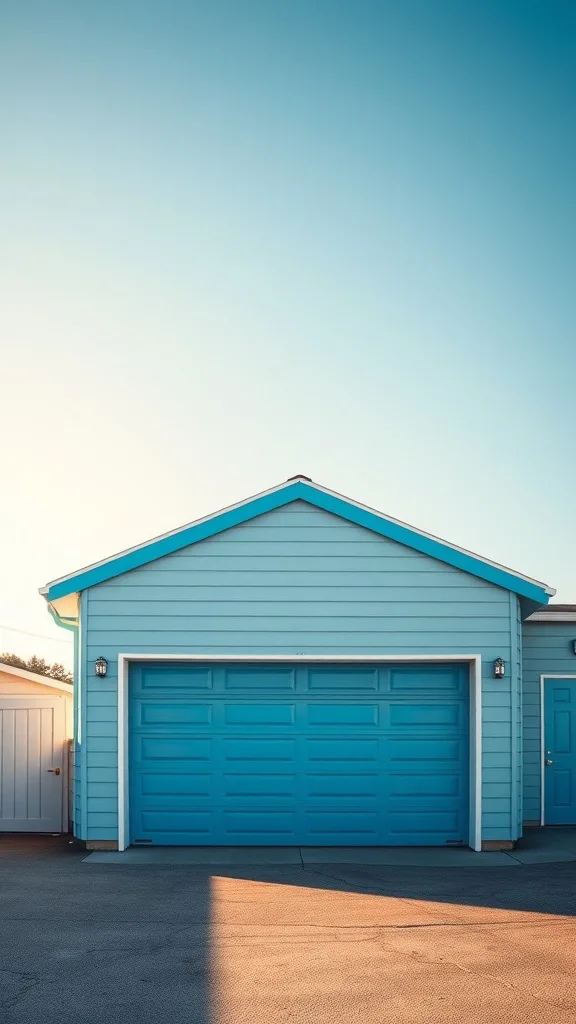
[2,834,576,1023]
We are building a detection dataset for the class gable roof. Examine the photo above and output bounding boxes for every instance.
[0,662,73,694]
[40,475,555,605]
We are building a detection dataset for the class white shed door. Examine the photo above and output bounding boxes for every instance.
[0,698,66,832]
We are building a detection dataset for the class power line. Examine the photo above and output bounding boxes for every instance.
[0,625,72,645]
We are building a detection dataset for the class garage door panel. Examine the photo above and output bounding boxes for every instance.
[138,665,213,691]
[387,738,463,763]
[129,662,469,846]
[306,704,379,726]
[223,667,296,690]
[389,795,463,816]
[389,704,461,727]
[306,798,378,815]
[223,798,298,816]
[140,773,212,796]
[224,811,296,835]
[142,810,213,834]
[306,773,379,796]
[141,796,215,816]
[138,737,212,761]
[307,668,379,691]
[389,668,465,692]
[307,738,379,761]
[223,773,297,796]
[389,773,461,798]
[305,811,379,838]
[224,704,296,726]
[139,704,213,726]
[223,738,295,761]
[389,810,461,836]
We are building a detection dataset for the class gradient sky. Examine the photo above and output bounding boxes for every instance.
[1,0,575,666]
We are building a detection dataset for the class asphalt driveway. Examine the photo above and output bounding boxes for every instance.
[2,836,576,1023]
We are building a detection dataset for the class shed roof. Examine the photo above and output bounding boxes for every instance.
[0,662,73,693]
[527,604,576,622]
[41,476,555,607]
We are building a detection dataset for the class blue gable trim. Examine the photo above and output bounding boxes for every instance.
[302,487,550,605]
[45,480,552,605]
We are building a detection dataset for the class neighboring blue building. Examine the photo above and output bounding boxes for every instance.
[40,476,574,852]
[522,606,576,828]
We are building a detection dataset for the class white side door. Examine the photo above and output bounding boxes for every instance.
[0,697,66,832]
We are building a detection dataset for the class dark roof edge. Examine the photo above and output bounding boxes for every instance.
[526,603,576,622]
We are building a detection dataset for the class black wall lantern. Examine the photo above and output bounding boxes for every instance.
[572,640,576,656]
[493,658,505,678]
[94,657,108,678]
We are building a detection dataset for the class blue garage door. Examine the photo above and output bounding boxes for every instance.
[129,662,469,846]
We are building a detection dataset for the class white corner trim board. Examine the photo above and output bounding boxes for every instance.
[117,653,483,854]
[539,673,576,827]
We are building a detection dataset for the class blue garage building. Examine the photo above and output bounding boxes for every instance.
[41,476,574,852]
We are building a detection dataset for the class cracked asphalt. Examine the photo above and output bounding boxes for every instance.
[2,837,576,1023]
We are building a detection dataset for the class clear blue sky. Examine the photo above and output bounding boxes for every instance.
[1,0,575,665]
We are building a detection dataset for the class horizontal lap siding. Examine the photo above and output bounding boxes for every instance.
[82,500,515,842]
[94,587,507,601]
[522,621,576,823]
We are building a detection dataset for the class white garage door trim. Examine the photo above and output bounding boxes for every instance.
[117,653,483,852]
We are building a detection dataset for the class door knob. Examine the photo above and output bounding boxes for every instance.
[545,759,553,766]
[47,768,61,775]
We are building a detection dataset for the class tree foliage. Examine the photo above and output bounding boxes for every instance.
[0,652,73,684]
